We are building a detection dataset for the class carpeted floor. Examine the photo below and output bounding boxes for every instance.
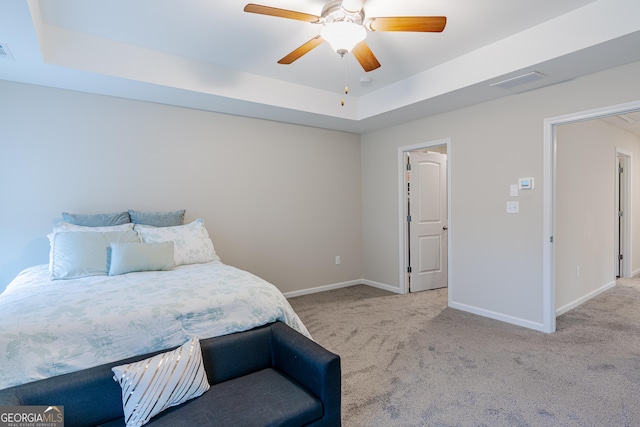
[289,278,640,427]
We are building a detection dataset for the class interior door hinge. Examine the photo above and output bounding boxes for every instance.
[619,254,624,260]
[407,266,412,273]
[407,163,412,171]
[618,211,623,217]
[619,166,624,174]
[407,215,412,222]
[550,236,554,243]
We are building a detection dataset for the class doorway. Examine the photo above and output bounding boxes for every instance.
[616,149,632,278]
[398,139,451,295]
[543,100,640,333]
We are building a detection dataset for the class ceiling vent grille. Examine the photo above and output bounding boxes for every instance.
[490,71,546,89]
[618,113,637,123]
[0,43,15,61]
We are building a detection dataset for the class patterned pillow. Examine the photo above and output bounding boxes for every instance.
[112,337,210,427]
[135,218,220,266]
[53,222,135,233]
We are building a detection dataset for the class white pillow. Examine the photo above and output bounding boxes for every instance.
[112,337,210,427]
[135,218,219,266]
[53,222,135,233]
[49,229,140,280]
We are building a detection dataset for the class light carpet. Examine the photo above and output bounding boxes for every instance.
[289,279,640,427]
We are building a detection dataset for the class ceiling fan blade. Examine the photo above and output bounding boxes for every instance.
[366,16,447,32]
[352,41,381,72]
[244,3,321,23]
[278,36,325,64]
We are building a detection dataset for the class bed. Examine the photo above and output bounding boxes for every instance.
[0,212,310,390]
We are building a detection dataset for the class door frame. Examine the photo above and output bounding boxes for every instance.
[615,148,632,278]
[543,99,640,333]
[397,138,451,295]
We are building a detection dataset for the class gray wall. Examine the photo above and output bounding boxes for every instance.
[361,60,640,330]
[3,60,640,332]
[0,81,363,294]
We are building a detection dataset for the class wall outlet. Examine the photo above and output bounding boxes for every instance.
[335,256,341,265]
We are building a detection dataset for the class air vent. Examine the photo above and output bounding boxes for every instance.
[359,77,372,87]
[0,43,15,61]
[618,113,636,123]
[489,71,547,89]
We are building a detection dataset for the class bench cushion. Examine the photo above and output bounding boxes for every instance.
[99,368,323,427]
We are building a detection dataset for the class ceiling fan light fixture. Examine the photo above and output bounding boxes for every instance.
[321,21,367,54]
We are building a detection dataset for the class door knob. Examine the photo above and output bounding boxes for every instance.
[443,225,448,230]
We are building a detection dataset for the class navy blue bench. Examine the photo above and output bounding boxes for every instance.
[0,322,341,426]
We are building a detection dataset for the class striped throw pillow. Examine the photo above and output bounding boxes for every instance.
[112,337,210,427]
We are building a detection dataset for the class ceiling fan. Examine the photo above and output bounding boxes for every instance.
[244,0,447,72]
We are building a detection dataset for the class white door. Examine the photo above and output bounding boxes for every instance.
[408,151,448,292]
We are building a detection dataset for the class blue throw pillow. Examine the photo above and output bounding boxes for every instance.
[62,211,131,227]
[128,209,186,227]
[49,229,140,280]
[108,242,175,276]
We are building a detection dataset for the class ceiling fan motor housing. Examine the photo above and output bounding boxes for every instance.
[321,0,365,26]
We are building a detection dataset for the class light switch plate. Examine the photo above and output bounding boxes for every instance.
[510,184,519,197]
[506,201,519,214]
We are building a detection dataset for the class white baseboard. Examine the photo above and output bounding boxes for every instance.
[449,301,546,332]
[283,279,400,299]
[555,280,616,316]
[631,268,640,278]
[283,280,362,299]
[360,279,401,294]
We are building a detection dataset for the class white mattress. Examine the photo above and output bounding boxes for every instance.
[0,261,310,389]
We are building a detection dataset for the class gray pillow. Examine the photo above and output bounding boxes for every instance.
[128,209,186,227]
[61,211,131,227]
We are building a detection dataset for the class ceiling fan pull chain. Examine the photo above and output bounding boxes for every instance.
[341,55,348,106]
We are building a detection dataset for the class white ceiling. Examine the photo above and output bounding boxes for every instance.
[1,0,640,134]
[601,111,640,137]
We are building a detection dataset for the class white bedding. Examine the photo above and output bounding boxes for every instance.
[0,261,310,389]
